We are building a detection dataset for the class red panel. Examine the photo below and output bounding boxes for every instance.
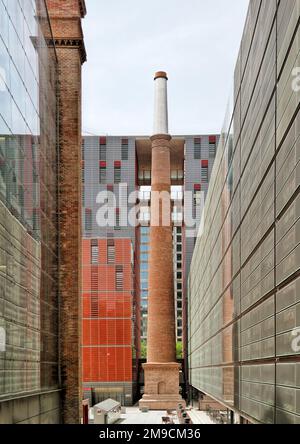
[201,160,208,168]
[99,137,106,145]
[114,161,121,167]
[99,161,107,167]
[82,237,134,383]
[209,135,216,143]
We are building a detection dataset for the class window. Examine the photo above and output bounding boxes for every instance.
[91,240,98,264]
[177,283,182,291]
[141,253,148,261]
[82,162,85,183]
[177,244,182,253]
[116,266,123,291]
[115,209,121,230]
[209,136,216,158]
[177,272,182,280]
[114,161,121,183]
[85,209,92,231]
[201,160,209,183]
[32,208,39,231]
[99,137,106,161]
[177,254,182,262]
[82,139,85,160]
[121,139,129,160]
[177,301,182,309]
[99,161,106,184]
[141,244,149,252]
[141,262,148,270]
[194,138,201,159]
[107,239,115,264]
[141,282,148,290]
[82,185,85,207]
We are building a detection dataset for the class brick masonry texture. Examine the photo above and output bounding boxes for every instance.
[46,0,86,424]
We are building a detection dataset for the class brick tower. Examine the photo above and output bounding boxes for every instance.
[45,0,86,423]
[139,72,184,410]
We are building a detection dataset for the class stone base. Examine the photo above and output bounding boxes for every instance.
[139,362,185,411]
[139,394,185,411]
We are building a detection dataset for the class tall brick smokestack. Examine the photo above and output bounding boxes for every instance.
[139,72,184,410]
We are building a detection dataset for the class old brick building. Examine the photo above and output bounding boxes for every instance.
[46,0,87,424]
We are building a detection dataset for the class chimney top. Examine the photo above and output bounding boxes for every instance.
[154,71,168,81]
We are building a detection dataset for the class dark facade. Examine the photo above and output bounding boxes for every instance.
[188,0,300,425]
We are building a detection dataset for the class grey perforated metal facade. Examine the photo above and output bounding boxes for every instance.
[188,0,300,425]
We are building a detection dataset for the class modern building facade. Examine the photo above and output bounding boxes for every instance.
[81,131,218,403]
[81,136,140,406]
[188,0,300,424]
[0,0,86,424]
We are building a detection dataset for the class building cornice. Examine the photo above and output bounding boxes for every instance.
[79,0,87,18]
[45,37,87,64]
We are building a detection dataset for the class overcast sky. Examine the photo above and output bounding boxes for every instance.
[82,0,249,136]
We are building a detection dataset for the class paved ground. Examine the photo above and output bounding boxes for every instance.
[188,409,215,424]
[118,407,179,424]
[117,406,215,425]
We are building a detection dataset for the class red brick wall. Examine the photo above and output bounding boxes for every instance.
[46,0,86,424]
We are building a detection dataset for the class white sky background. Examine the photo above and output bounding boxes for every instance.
[82,0,249,136]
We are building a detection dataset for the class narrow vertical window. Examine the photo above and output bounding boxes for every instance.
[99,161,106,184]
[115,208,121,230]
[85,208,92,231]
[32,208,39,231]
[82,185,85,207]
[209,136,216,158]
[91,239,99,264]
[201,160,208,183]
[82,139,85,161]
[116,265,123,291]
[194,138,201,159]
[82,161,85,183]
[107,239,115,264]
[114,161,121,183]
[121,138,129,160]
[99,137,106,161]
